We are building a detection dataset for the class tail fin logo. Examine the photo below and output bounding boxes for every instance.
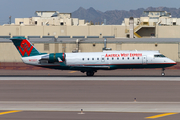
[17,39,33,56]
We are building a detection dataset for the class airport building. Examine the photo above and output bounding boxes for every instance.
[1,11,180,63]
[15,11,89,26]
[1,11,180,38]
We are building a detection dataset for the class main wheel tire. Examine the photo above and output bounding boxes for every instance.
[86,71,94,76]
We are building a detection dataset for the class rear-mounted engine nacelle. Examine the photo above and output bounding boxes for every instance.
[41,53,66,63]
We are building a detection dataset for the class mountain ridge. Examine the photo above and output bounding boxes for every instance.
[72,7,180,25]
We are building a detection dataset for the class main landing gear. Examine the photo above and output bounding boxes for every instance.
[161,68,165,76]
[85,71,97,76]
[86,71,94,76]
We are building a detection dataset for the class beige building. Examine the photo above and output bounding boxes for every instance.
[15,11,89,26]
[1,11,180,39]
[1,11,180,63]
[123,11,180,38]
[0,38,180,62]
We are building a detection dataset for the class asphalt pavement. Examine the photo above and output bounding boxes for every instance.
[0,69,180,119]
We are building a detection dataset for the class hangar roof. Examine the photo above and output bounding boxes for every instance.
[1,38,180,43]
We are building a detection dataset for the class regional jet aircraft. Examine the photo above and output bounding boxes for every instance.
[10,37,176,76]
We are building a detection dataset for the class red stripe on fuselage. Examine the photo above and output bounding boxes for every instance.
[63,53,65,61]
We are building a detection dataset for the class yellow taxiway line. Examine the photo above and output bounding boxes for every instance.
[0,110,21,115]
[146,113,178,119]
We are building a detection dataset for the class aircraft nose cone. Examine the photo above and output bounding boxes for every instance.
[166,58,176,65]
[170,59,176,65]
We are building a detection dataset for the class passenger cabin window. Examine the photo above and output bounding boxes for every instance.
[92,58,94,60]
[97,58,99,60]
[154,54,166,58]
[107,58,109,60]
[138,57,139,59]
[112,58,114,60]
[117,58,119,60]
[82,58,84,60]
[122,57,124,60]
[127,57,129,60]
[133,57,135,59]
[87,58,89,60]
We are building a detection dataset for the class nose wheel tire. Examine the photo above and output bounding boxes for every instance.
[161,72,165,76]
[86,71,94,76]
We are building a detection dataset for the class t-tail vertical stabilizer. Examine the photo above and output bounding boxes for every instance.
[10,37,41,57]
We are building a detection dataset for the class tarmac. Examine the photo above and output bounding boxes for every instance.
[0,69,180,119]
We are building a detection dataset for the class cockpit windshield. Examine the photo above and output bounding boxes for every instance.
[154,54,166,58]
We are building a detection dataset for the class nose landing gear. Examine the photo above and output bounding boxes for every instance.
[161,68,165,76]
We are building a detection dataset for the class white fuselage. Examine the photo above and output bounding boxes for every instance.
[21,50,176,69]
[65,51,175,66]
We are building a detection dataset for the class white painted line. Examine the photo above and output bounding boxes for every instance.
[0,101,180,112]
[0,77,180,81]
[1,101,180,104]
